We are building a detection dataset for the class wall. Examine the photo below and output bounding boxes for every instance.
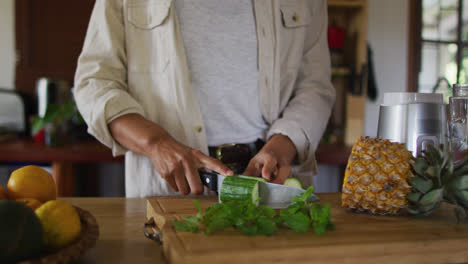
[0,0,15,89]
[364,0,409,137]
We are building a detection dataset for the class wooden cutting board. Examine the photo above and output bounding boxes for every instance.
[146,193,468,264]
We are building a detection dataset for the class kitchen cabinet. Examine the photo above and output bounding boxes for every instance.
[327,0,368,146]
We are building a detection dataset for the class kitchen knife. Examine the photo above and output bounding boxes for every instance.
[199,169,319,209]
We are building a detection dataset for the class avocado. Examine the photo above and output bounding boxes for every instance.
[0,200,43,263]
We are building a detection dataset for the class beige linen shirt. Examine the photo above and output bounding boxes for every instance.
[74,0,336,197]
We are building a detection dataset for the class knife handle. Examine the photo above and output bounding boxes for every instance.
[198,169,219,192]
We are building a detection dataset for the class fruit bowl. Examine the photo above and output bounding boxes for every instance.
[19,206,99,264]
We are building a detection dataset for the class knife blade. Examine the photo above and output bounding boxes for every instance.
[199,169,319,209]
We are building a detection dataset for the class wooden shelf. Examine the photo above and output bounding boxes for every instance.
[327,0,365,8]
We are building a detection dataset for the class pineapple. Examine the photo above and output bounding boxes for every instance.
[342,137,468,221]
[341,137,413,215]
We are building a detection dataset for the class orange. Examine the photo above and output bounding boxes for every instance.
[0,185,7,200]
[16,198,43,210]
[7,165,56,203]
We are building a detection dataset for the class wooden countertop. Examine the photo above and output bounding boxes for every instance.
[65,194,468,264]
[61,197,164,264]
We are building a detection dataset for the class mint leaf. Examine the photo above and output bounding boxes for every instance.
[310,204,332,235]
[257,217,276,236]
[172,216,199,233]
[193,200,202,219]
[281,210,310,232]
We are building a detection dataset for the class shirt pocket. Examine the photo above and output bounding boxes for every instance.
[279,0,316,70]
[126,0,172,73]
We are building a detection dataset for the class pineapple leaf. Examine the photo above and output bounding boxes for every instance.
[453,164,468,178]
[456,175,468,190]
[407,192,422,203]
[407,207,422,215]
[425,145,443,165]
[412,157,429,176]
[408,177,433,194]
[454,190,468,208]
[419,188,443,206]
[454,155,468,171]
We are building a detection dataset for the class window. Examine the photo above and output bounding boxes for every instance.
[409,0,468,98]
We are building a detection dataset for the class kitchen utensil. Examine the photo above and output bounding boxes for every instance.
[36,77,71,118]
[377,92,447,157]
[198,169,318,209]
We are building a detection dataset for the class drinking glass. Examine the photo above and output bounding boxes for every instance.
[449,84,468,163]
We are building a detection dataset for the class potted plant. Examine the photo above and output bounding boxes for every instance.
[31,100,84,146]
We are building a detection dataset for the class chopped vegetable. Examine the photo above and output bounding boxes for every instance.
[284,177,304,189]
[219,176,260,206]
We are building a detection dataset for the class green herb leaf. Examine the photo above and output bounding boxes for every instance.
[281,210,310,232]
[310,204,332,235]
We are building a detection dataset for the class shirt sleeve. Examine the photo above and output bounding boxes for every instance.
[267,0,336,173]
[73,0,146,156]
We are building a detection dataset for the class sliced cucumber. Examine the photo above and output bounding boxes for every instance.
[219,176,260,206]
[236,174,267,182]
[284,177,304,189]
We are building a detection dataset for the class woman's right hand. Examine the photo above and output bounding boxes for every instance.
[109,114,233,195]
[146,134,233,195]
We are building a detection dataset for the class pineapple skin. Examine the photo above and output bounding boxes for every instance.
[342,137,413,215]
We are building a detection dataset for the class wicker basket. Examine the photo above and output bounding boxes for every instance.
[19,206,99,264]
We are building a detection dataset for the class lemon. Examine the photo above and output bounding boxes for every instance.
[8,165,56,203]
[35,200,82,251]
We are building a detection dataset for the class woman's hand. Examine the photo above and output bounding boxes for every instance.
[243,134,297,184]
[146,134,233,195]
[109,114,233,195]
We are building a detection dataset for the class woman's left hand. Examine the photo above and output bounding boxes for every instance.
[243,134,297,184]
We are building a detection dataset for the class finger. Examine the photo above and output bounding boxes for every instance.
[164,174,178,192]
[183,159,204,195]
[261,158,278,181]
[243,160,262,177]
[174,165,190,195]
[196,151,234,176]
[271,165,292,185]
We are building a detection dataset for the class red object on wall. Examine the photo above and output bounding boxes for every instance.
[328,26,346,50]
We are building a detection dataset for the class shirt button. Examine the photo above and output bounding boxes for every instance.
[195,125,203,133]
[189,75,193,83]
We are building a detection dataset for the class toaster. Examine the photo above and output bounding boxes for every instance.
[0,89,28,135]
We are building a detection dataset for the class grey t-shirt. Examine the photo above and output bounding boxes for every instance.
[175,0,267,146]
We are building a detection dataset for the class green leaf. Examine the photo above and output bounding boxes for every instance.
[412,157,429,176]
[257,217,277,236]
[172,216,199,233]
[31,116,46,135]
[419,188,443,206]
[408,177,434,193]
[193,200,202,219]
[310,204,332,236]
[281,210,310,233]
[454,190,468,208]
[406,192,422,203]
